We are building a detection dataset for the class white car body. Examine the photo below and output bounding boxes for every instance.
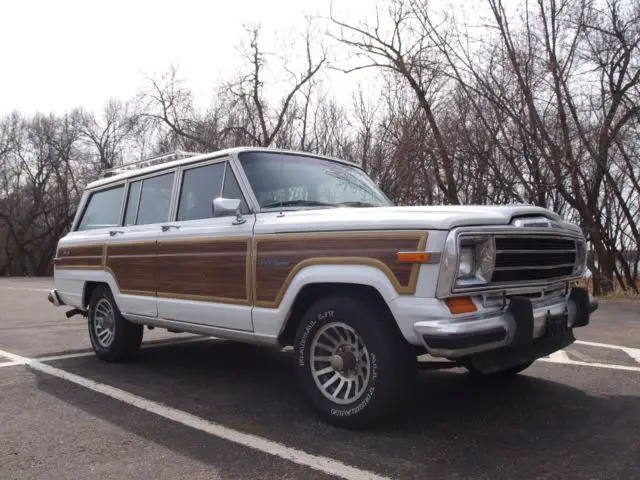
[48,147,598,427]
[49,147,596,375]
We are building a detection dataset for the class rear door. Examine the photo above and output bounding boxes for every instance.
[105,169,178,318]
[156,157,255,331]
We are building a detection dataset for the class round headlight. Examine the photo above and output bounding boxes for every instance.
[457,246,476,278]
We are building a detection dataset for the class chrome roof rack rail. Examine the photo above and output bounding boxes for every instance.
[102,150,201,177]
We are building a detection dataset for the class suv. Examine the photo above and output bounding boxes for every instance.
[48,147,597,428]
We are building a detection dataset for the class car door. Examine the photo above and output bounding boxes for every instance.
[156,157,255,331]
[104,169,178,318]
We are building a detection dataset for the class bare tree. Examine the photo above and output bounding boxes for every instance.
[328,0,460,204]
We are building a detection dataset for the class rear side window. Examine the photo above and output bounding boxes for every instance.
[135,172,175,225]
[76,185,124,231]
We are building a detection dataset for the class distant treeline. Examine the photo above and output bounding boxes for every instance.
[1,0,638,295]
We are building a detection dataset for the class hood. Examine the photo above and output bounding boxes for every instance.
[254,204,581,234]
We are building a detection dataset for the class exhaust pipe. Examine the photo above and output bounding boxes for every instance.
[47,289,64,307]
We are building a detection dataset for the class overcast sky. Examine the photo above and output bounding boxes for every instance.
[0,0,382,116]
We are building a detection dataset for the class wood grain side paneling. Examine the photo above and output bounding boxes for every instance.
[54,244,104,269]
[106,242,156,295]
[156,237,250,305]
[55,231,426,309]
[254,231,427,308]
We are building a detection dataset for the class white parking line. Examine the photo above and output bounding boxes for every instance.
[0,360,24,368]
[0,347,389,480]
[539,356,640,372]
[547,350,571,362]
[35,336,216,362]
[35,351,101,362]
[0,286,52,292]
[575,340,640,363]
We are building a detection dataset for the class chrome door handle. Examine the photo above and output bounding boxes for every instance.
[161,224,181,232]
[109,230,124,236]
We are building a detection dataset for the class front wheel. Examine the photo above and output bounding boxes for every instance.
[293,295,416,429]
[87,285,143,362]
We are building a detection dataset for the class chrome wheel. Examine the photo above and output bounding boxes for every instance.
[93,298,116,348]
[309,322,371,405]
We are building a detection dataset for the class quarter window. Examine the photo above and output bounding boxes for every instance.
[135,172,175,225]
[76,185,124,231]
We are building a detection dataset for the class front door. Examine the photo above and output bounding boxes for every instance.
[156,159,254,331]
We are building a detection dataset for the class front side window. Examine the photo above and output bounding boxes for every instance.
[177,162,250,221]
[238,152,392,210]
[135,172,175,225]
[76,185,124,231]
[222,165,249,214]
[177,162,225,221]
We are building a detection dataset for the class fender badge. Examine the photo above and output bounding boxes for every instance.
[258,258,294,267]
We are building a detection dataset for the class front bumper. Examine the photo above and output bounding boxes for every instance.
[415,287,596,359]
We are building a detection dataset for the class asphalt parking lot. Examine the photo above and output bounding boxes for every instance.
[1,278,639,480]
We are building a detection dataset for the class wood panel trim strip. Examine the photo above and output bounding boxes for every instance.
[54,231,428,309]
[253,231,428,309]
[57,239,252,305]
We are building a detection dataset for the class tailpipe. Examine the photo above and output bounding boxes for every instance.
[47,289,64,307]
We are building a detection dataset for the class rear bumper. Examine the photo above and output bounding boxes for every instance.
[47,289,64,307]
[415,287,596,359]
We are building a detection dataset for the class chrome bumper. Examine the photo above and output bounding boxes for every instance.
[415,287,596,358]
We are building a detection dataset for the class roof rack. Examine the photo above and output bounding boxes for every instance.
[102,150,201,178]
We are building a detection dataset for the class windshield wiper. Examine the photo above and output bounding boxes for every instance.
[336,201,376,207]
[262,199,336,209]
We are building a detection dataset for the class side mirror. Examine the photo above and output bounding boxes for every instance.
[212,197,246,225]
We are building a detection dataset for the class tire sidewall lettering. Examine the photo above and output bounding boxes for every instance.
[297,319,317,367]
[297,309,335,366]
[330,353,378,418]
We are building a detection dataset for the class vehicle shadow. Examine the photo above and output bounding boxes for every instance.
[34,339,640,479]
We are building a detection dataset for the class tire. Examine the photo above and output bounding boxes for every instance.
[465,360,534,378]
[87,285,143,362]
[293,295,417,429]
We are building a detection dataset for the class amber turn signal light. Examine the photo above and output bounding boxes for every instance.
[396,252,431,264]
[445,296,477,314]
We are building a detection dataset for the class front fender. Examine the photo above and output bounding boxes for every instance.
[251,264,401,342]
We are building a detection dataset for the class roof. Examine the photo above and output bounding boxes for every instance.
[86,146,358,190]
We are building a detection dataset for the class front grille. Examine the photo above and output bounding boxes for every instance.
[492,236,577,283]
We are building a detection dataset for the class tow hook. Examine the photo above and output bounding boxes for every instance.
[65,308,86,319]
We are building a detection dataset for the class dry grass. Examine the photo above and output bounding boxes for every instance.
[578,277,640,302]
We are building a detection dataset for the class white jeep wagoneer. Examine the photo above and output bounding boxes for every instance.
[48,147,597,428]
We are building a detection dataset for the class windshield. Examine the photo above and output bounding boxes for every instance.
[238,151,393,210]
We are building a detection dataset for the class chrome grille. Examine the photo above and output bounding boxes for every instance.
[492,236,577,283]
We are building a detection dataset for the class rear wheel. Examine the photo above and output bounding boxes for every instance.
[293,295,416,429]
[87,285,143,362]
